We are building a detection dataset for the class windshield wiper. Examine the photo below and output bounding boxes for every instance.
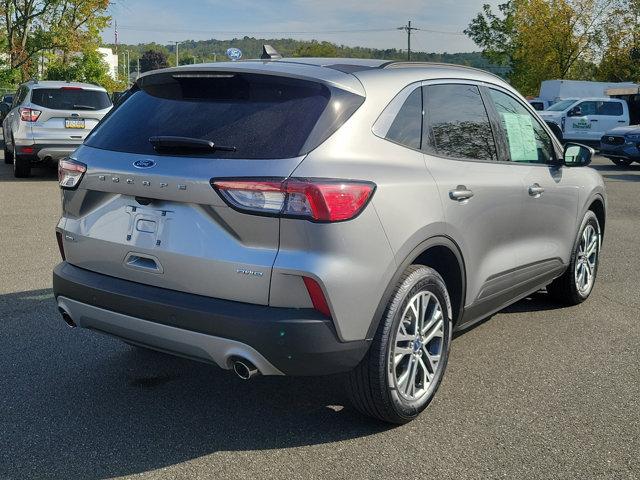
[149,136,237,153]
[73,104,96,110]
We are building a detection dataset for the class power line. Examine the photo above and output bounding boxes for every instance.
[114,24,466,36]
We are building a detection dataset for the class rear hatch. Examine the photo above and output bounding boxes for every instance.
[61,67,364,305]
[30,87,112,143]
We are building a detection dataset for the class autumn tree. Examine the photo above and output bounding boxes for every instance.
[466,0,619,95]
[596,0,640,81]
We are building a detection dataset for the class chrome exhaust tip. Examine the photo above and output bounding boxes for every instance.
[58,307,76,328]
[232,358,260,380]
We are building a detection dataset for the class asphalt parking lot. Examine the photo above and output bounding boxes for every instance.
[0,147,638,479]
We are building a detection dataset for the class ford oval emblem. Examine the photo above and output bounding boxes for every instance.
[133,159,156,169]
[226,48,242,61]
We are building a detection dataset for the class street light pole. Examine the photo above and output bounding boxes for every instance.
[172,41,182,66]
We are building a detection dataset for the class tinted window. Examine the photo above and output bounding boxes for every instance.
[423,84,497,161]
[31,88,111,110]
[385,87,422,149]
[86,72,364,159]
[489,89,554,164]
[597,101,623,116]
[530,101,544,111]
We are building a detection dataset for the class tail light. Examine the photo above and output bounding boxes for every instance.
[19,107,41,122]
[211,178,376,222]
[58,159,87,189]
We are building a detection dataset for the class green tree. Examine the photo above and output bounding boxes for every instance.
[45,48,125,92]
[0,0,110,82]
[293,40,338,57]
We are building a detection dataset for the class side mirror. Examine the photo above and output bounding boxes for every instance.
[563,142,593,167]
[567,106,582,117]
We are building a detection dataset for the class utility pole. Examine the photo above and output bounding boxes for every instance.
[397,20,419,61]
[125,50,130,84]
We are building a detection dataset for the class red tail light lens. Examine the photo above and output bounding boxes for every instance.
[212,178,375,222]
[19,107,41,122]
[302,276,332,317]
[58,159,87,189]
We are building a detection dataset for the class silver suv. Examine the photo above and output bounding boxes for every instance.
[2,80,112,177]
[52,58,606,424]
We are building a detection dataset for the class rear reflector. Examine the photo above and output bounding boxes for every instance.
[212,178,376,222]
[55,231,66,261]
[302,277,331,318]
[58,159,87,189]
[19,146,34,154]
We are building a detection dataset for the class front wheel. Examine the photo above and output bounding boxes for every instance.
[547,211,601,305]
[346,265,452,424]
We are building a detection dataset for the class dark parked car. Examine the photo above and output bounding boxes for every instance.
[600,126,640,166]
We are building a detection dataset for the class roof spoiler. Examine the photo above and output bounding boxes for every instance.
[261,44,282,60]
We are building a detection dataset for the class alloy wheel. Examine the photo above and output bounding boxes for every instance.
[574,224,599,295]
[391,291,445,401]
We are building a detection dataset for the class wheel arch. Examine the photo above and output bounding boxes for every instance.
[587,195,606,239]
[366,235,466,339]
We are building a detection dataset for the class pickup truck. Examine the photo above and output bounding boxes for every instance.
[538,97,629,145]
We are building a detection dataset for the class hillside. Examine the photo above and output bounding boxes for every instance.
[106,37,507,76]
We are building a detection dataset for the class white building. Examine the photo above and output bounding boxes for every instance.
[98,47,118,80]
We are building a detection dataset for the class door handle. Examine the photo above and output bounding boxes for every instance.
[449,185,474,201]
[618,120,626,123]
[589,119,598,122]
[528,183,545,197]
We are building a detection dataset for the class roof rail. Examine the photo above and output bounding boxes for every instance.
[380,61,506,82]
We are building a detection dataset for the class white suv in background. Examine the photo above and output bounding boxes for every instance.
[2,80,112,178]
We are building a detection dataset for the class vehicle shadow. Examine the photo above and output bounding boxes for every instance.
[0,289,389,480]
[453,291,563,339]
[591,163,640,173]
[0,162,57,182]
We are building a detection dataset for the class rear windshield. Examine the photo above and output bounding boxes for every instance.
[85,72,364,159]
[31,88,111,111]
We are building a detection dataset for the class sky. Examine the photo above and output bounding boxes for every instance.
[104,0,501,53]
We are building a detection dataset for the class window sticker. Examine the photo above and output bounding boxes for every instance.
[501,112,538,161]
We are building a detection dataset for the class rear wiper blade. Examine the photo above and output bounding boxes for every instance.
[73,104,96,110]
[149,136,237,152]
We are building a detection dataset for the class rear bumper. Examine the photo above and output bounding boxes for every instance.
[52,262,369,376]
[15,143,81,162]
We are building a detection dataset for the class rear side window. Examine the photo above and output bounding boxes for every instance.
[385,87,423,150]
[85,72,364,159]
[423,84,497,161]
[597,101,623,116]
[31,88,111,111]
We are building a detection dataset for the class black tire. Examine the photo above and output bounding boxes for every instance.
[609,157,633,167]
[13,149,31,178]
[346,265,452,424]
[3,143,13,164]
[547,211,601,305]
